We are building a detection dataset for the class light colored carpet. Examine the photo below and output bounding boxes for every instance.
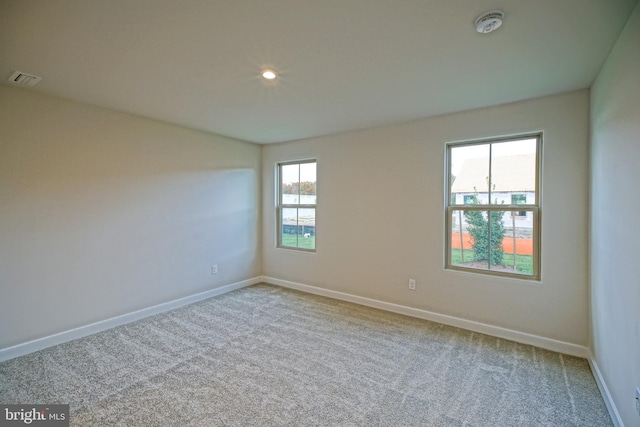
[1,284,611,426]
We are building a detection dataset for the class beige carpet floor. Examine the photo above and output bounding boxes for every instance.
[0,283,611,426]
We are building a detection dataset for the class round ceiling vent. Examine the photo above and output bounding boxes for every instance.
[475,10,505,34]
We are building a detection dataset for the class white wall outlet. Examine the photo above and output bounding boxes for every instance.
[409,279,416,290]
[211,264,218,275]
[635,387,640,416]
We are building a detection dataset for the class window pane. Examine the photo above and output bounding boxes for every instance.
[450,144,490,205]
[299,162,317,204]
[451,209,524,272]
[298,208,315,250]
[501,210,534,275]
[280,207,315,250]
[491,139,536,204]
[281,163,300,204]
[450,209,489,270]
[511,194,526,204]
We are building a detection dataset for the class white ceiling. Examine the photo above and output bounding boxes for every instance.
[1,1,636,144]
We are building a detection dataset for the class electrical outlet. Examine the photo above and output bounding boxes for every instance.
[635,387,640,416]
[409,279,416,290]
[211,264,218,275]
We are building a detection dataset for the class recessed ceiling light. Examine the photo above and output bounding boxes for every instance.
[261,69,278,80]
[475,10,504,34]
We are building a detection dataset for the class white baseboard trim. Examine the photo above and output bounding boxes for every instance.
[587,351,624,427]
[0,276,261,363]
[261,276,589,358]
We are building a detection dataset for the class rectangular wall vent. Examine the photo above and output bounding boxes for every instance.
[8,71,42,86]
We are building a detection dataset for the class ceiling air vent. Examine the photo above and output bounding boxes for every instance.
[8,71,42,87]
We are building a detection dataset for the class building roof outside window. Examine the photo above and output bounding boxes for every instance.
[451,154,535,193]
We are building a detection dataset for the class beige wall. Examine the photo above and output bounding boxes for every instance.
[0,84,592,355]
[0,85,261,349]
[590,2,640,425]
[263,90,590,346]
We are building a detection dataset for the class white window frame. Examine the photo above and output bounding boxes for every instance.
[445,134,542,280]
[277,159,317,252]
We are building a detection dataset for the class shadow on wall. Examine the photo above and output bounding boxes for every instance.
[0,166,260,349]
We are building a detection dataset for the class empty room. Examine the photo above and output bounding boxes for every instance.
[1,1,639,426]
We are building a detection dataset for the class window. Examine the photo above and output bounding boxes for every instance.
[446,135,541,279]
[277,160,316,251]
[463,195,476,205]
[511,194,527,218]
